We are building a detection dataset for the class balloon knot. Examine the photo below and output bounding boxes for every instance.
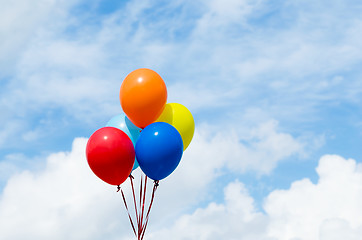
[117,185,121,192]
[154,180,159,188]
[129,174,134,179]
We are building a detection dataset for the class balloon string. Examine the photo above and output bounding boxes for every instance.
[140,180,159,240]
[129,175,139,228]
[139,175,148,238]
[119,174,158,239]
[138,174,143,237]
[119,186,137,237]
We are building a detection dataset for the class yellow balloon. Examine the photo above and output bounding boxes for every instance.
[156,103,195,151]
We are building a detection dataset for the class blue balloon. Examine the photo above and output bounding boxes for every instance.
[136,122,183,181]
[106,114,141,170]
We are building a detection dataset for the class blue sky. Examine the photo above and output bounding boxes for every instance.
[1,0,362,239]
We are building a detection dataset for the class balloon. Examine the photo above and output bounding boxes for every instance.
[156,103,195,151]
[86,127,135,185]
[106,114,141,170]
[120,68,167,128]
[135,122,183,181]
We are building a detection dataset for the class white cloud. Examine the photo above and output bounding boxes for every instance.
[0,135,360,240]
[0,138,135,240]
[266,156,359,236]
[139,119,308,232]
[188,120,304,175]
[0,118,306,239]
[319,218,362,240]
[265,155,362,240]
[148,155,362,240]
[148,180,269,240]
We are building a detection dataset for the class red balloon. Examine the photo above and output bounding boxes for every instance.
[86,127,135,185]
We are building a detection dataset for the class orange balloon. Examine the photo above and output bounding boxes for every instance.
[120,68,167,128]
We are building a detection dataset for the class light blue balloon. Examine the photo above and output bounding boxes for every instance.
[106,113,141,171]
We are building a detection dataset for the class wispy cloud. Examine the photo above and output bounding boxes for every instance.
[1,0,362,153]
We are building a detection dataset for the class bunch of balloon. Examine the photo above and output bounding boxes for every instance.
[86,68,195,240]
